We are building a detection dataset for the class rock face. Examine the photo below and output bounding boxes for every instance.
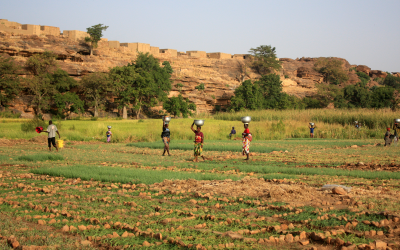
[0,27,395,116]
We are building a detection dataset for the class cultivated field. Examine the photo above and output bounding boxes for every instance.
[0,112,400,249]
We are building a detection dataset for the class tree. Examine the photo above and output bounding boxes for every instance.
[54,92,84,118]
[343,84,371,108]
[25,52,58,114]
[256,73,284,109]
[85,24,108,56]
[370,86,394,109]
[0,55,21,107]
[49,68,78,93]
[163,94,196,118]
[81,72,110,117]
[248,45,282,75]
[229,80,263,111]
[314,58,349,85]
[383,74,400,89]
[356,71,370,87]
[110,53,172,119]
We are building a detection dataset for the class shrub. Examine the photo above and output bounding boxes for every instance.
[21,117,47,133]
[195,83,205,90]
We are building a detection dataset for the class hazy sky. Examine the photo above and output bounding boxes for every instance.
[1,0,399,72]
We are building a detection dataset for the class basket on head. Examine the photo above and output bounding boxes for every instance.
[309,122,315,126]
[107,126,112,129]
[164,116,171,122]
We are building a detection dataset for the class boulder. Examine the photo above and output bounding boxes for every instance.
[42,113,52,120]
[332,187,347,195]
[370,70,387,78]
[20,112,35,119]
[356,65,371,75]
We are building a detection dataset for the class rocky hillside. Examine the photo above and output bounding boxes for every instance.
[0,30,396,117]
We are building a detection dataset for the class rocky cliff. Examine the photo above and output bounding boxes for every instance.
[0,30,395,117]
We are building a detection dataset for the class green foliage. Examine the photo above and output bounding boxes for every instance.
[374,77,385,85]
[284,74,289,78]
[53,92,84,118]
[25,51,58,76]
[20,117,47,133]
[162,61,173,74]
[248,45,282,75]
[163,94,196,118]
[356,71,370,86]
[0,55,21,106]
[109,53,172,119]
[17,153,64,162]
[383,74,400,89]
[314,58,349,84]
[195,83,205,90]
[85,24,108,55]
[229,80,263,111]
[369,86,394,109]
[81,72,110,117]
[257,73,284,109]
[343,84,371,108]
[47,68,78,93]
[0,109,20,118]
[302,97,326,109]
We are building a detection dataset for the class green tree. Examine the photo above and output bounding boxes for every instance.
[162,61,173,74]
[248,45,282,75]
[54,92,84,118]
[383,74,400,89]
[163,94,196,118]
[49,68,78,93]
[370,86,394,109]
[356,71,370,87]
[25,52,58,114]
[0,55,21,107]
[256,73,284,109]
[85,24,109,56]
[110,53,172,119]
[343,84,371,108]
[314,58,349,84]
[229,80,263,111]
[81,72,110,117]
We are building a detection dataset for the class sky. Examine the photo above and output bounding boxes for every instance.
[1,0,399,72]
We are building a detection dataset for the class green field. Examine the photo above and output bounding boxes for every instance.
[0,114,399,249]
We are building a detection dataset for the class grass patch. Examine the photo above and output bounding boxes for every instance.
[16,154,64,162]
[127,140,281,153]
[31,165,240,184]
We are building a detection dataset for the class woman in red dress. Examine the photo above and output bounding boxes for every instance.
[242,123,252,160]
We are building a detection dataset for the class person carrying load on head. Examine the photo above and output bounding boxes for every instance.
[308,123,316,138]
[161,117,171,156]
[384,127,393,146]
[191,122,205,162]
[242,123,252,160]
[229,127,236,139]
[106,126,112,143]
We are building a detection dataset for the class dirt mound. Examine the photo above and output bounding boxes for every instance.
[153,177,328,205]
[29,134,47,142]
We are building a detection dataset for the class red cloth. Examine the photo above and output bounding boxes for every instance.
[194,131,204,143]
[35,126,43,133]
[244,128,250,134]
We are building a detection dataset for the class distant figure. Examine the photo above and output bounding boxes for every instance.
[161,117,171,156]
[106,126,112,143]
[384,127,392,146]
[43,120,60,152]
[308,124,316,138]
[355,122,361,129]
[191,122,205,162]
[242,123,252,160]
[229,127,236,139]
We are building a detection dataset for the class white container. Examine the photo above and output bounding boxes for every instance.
[194,120,204,126]
[241,116,251,123]
[394,119,400,123]
[354,121,358,124]
[163,116,171,122]
[309,122,314,126]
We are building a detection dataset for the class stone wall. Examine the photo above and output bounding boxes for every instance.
[232,54,250,60]
[207,52,232,59]
[120,42,150,53]
[160,49,177,57]
[108,41,120,49]
[40,25,60,36]
[63,30,89,41]
[150,46,159,56]
[187,51,207,58]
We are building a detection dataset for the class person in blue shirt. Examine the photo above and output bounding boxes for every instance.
[161,117,171,156]
[229,127,236,139]
[308,123,316,138]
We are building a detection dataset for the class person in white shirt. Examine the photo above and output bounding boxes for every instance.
[43,120,60,152]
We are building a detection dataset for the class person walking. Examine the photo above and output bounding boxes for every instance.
[106,126,112,143]
[43,120,60,152]
[162,117,171,156]
[242,123,252,160]
[191,122,205,162]
[229,127,236,139]
[384,127,393,146]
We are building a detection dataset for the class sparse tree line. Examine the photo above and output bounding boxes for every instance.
[0,52,196,119]
[224,45,400,112]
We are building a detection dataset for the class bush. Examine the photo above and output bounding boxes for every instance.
[0,110,20,118]
[21,117,47,133]
[195,83,205,90]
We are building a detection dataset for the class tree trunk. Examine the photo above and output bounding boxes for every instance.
[94,101,98,117]
[136,106,141,119]
[122,106,127,119]
[90,47,93,56]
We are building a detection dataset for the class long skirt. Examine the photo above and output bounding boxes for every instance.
[194,142,202,156]
[243,137,250,155]
[162,137,170,148]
